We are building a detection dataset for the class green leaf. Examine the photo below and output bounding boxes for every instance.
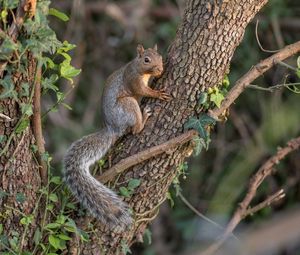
[193,136,206,155]
[0,135,6,143]
[296,69,300,79]
[16,193,26,203]
[20,82,30,97]
[184,115,216,142]
[0,37,18,60]
[57,234,71,241]
[0,224,3,235]
[56,215,66,224]
[50,176,62,185]
[49,235,60,249]
[0,190,9,199]
[59,60,81,83]
[184,117,206,139]
[2,0,19,8]
[15,118,30,134]
[20,215,33,225]
[45,223,61,229]
[0,75,18,99]
[20,103,33,117]
[119,187,131,198]
[198,92,208,105]
[127,179,141,190]
[143,229,152,245]
[33,227,41,245]
[210,91,224,108]
[64,219,77,233]
[49,8,69,22]
[49,193,58,203]
[66,202,75,209]
[121,240,132,254]
[1,9,8,23]
[166,191,174,207]
[42,74,59,91]
[58,41,76,53]
[222,75,230,88]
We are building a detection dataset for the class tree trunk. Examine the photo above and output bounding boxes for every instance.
[78,0,268,254]
[0,56,41,251]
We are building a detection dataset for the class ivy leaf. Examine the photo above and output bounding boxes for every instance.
[49,8,69,22]
[184,115,216,142]
[119,187,131,198]
[49,193,58,203]
[45,223,61,229]
[296,69,300,79]
[57,234,72,241]
[0,37,18,60]
[42,74,59,91]
[0,75,18,99]
[143,229,152,245]
[20,103,33,117]
[193,136,206,155]
[15,118,30,134]
[210,91,224,108]
[33,227,41,245]
[16,193,26,203]
[59,60,81,83]
[58,41,76,53]
[48,235,60,249]
[127,179,141,191]
[198,92,208,105]
[50,176,62,185]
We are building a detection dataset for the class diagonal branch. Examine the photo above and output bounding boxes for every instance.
[208,40,300,120]
[97,130,198,183]
[200,136,300,255]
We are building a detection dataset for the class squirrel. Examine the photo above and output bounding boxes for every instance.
[63,44,171,230]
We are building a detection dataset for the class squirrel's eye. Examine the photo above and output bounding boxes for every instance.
[144,57,151,63]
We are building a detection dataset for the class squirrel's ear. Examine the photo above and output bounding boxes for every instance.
[137,44,144,57]
[153,44,158,51]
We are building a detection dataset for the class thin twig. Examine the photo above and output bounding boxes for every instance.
[242,189,285,218]
[248,82,300,92]
[178,192,238,240]
[0,113,13,121]
[32,66,48,185]
[200,136,300,255]
[255,20,279,53]
[97,130,198,183]
[208,40,300,120]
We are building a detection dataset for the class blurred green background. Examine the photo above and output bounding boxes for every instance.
[45,1,300,254]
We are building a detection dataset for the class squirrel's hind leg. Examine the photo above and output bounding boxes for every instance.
[118,97,150,135]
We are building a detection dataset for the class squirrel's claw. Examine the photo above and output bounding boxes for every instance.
[158,89,172,101]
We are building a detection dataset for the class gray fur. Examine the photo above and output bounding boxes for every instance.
[63,46,164,231]
[64,128,132,229]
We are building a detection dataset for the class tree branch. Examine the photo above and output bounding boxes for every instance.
[208,40,300,120]
[32,67,47,185]
[200,136,300,255]
[97,130,198,183]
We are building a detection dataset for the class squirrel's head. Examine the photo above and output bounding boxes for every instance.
[135,44,163,77]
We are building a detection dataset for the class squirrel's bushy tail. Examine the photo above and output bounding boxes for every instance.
[63,127,132,230]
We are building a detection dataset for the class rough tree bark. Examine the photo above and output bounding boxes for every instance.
[0,57,41,250]
[76,0,268,254]
[0,0,270,254]
[0,0,42,251]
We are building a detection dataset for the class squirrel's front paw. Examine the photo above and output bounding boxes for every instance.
[158,89,172,101]
[143,106,152,120]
